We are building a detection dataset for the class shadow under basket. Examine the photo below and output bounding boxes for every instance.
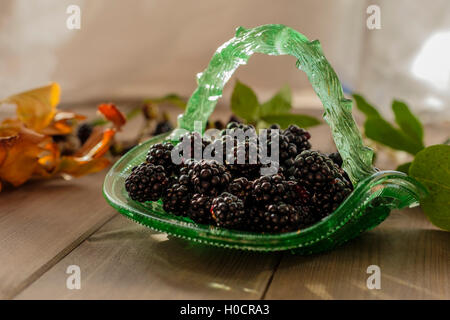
[103,24,426,254]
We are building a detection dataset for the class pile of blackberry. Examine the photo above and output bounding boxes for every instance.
[125,121,353,233]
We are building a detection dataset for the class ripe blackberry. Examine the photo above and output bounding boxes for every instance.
[296,205,319,228]
[228,115,241,124]
[283,125,311,153]
[221,122,257,140]
[266,133,298,171]
[328,152,343,167]
[227,177,252,202]
[268,123,281,130]
[206,120,225,130]
[226,140,261,179]
[162,182,191,216]
[311,177,352,218]
[249,202,300,233]
[251,174,295,205]
[177,158,196,186]
[211,192,246,229]
[146,142,176,175]
[293,150,353,217]
[190,160,232,196]
[328,151,353,185]
[125,163,169,202]
[289,181,311,206]
[189,194,214,224]
[77,123,93,145]
[173,132,210,161]
[293,150,340,191]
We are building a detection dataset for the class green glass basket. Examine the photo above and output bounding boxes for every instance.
[103,24,427,254]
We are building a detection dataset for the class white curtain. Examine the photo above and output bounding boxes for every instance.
[0,0,449,121]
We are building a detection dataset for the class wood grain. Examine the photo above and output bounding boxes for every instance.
[16,215,281,300]
[265,208,450,299]
[2,101,448,300]
[0,173,116,299]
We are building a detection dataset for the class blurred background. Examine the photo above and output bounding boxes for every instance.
[1,0,450,122]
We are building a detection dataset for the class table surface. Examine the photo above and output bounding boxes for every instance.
[1,102,449,300]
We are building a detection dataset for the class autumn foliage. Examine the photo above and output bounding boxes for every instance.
[0,83,126,191]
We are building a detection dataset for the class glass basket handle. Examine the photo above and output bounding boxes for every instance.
[177,24,376,185]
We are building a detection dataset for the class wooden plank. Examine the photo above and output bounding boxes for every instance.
[16,215,281,299]
[265,208,449,299]
[0,173,116,299]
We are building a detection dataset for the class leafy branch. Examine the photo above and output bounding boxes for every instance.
[353,94,449,231]
[231,80,321,129]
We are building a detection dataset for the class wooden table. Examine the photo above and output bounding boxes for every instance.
[1,102,449,300]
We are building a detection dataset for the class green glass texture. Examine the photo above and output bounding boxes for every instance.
[103,134,426,253]
[178,24,374,184]
[103,24,428,253]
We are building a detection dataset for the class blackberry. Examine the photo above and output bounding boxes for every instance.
[293,150,340,191]
[211,192,246,229]
[251,174,295,205]
[146,142,176,175]
[296,205,319,228]
[52,135,67,143]
[328,151,353,185]
[266,133,297,172]
[293,150,353,217]
[173,132,210,161]
[190,160,232,196]
[162,182,191,216]
[268,123,281,130]
[249,202,300,233]
[221,122,257,140]
[227,177,252,202]
[77,123,93,145]
[226,140,261,179]
[328,152,343,167]
[289,181,311,206]
[265,123,282,139]
[125,163,169,202]
[189,194,214,224]
[177,158,196,186]
[228,115,241,124]
[311,177,352,218]
[213,134,241,163]
[206,120,225,130]
[213,120,225,130]
[153,120,173,135]
[283,125,311,153]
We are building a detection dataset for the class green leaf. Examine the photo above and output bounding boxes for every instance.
[396,162,411,174]
[231,80,259,122]
[392,100,424,145]
[259,85,292,117]
[409,145,450,231]
[353,94,381,118]
[364,117,424,155]
[260,113,321,129]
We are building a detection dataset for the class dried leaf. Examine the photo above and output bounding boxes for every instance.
[57,157,111,178]
[98,103,126,129]
[75,127,115,159]
[40,111,86,136]
[0,84,127,190]
[3,82,61,132]
[0,126,47,186]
